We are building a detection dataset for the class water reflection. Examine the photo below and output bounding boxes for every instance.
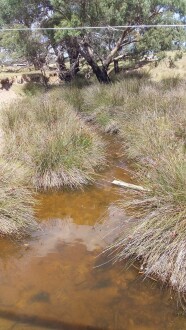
[0,139,186,329]
[0,215,186,330]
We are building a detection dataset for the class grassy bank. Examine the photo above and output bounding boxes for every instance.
[0,160,37,237]
[1,93,106,190]
[61,75,186,294]
[97,78,186,295]
[1,70,186,295]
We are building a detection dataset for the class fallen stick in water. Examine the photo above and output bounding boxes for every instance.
[112,180,150,192]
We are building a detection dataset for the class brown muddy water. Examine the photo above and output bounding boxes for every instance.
[0,139,186,330]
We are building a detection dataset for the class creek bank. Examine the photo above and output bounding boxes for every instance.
[0,88,129,237]
[58,77,186,299]
[94,79,186,298]
[1,94,106,190]
[1,77,186,306]
[0,145,185,329]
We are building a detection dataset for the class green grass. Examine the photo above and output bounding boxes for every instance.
[1,93,106,190]
[22,82,46,96]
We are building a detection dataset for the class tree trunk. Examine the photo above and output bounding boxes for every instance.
[103,27,133,68]
[65,37,80,80]
[91,62,110,84]
[59,58,80,82]
[79,42,110,84]
[114,59,119,74]
[56,53,66,72]
[55,39,80,83]
[32,59,41,70]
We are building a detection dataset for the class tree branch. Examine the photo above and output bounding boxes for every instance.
[103,27,134,67]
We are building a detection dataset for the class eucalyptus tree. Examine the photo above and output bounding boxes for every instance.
[0,0,52,69]
[46,0,186,82]
[0,0,185,82]
[0,28,49,69]
[0,0,52,27]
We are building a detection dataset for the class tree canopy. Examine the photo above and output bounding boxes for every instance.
[0,0,185,82]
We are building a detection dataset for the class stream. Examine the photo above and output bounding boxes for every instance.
[0,137,186,330]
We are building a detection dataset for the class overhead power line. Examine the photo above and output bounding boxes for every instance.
[0,24,186,32]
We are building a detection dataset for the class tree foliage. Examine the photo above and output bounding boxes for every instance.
[0,27,47,68]
[0,0,185,82]
[0,0,52,27]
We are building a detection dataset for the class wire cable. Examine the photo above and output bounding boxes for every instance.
[0,24,186,32]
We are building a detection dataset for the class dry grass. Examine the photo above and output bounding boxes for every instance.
[1,93,106,190]
[146,51,186,81]
[99,78,186,295]
[105,147,186,292]
[0,159,37,237]
[119,81,186,160]
[71,74,186,296]
[60,75,149,134]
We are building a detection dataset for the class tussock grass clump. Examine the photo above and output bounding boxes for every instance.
[161,75,184,89]
[103,81,186,294]
[69,79,144,133]
[106,148,186,292]
[55,86,85,112]
[120,84,186,161]
[22,82,46,96]
[2,95,106,190]
[0,160,37,237]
